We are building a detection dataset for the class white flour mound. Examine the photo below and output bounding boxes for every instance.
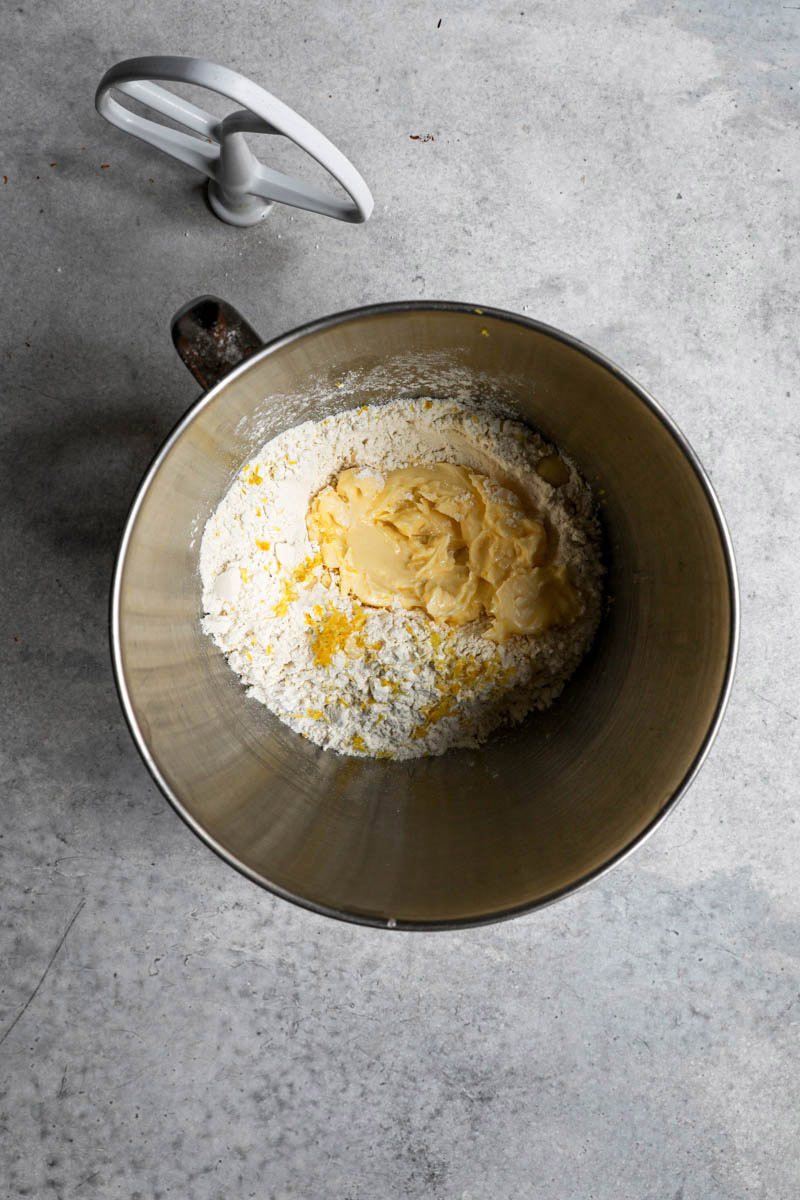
[199,398,603,759]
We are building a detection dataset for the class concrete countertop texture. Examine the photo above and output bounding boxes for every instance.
[2,1,798,1197]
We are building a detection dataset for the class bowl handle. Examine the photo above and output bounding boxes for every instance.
[170,295,262,390]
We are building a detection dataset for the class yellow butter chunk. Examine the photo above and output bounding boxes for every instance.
[535,454,570,486]
[307,463,582,642]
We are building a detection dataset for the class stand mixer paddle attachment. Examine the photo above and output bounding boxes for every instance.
[95,55,373,227]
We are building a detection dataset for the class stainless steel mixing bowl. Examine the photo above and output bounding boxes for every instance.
[111,299,738,929]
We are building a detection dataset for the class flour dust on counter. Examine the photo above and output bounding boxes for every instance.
[199,398,603,759]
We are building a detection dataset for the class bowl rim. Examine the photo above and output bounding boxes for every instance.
[110,299,740,931]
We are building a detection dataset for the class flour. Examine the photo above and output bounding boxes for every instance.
[199,399,603,759]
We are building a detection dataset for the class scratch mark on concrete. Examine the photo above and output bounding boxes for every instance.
[0,898,86,1049]
[754,692,798,721]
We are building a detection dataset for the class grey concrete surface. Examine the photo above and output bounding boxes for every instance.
[2,1,799,1196]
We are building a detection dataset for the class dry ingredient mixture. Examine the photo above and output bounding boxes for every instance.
[199,399,603,759]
